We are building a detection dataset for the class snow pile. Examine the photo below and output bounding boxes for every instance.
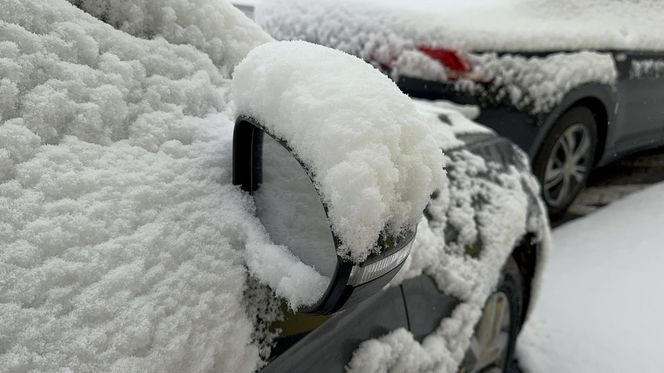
[257,0,664,53]
[232,41,445,262]
[517,181,664,373]
[462,52,616,114]
[348,146,551,372]
[0,0,312,371]
[67,0,272,74]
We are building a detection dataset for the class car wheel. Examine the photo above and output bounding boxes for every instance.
[458,257,524,373]
[533,106,598,217]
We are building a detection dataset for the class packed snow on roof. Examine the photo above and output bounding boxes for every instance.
[255,0,630,114]
[461,52,616,114]
[257,0,664,53]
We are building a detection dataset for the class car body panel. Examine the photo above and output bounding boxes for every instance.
[263,131,547,372]
[399,50,664,169]
[401,275,460,341]
[262,284,409,373]
[613,51,664,154]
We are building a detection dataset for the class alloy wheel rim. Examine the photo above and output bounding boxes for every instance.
[543,123,592,208]
[459,292,511,373]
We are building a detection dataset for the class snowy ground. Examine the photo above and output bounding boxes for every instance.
[516,176,664,372]
[561,147,664,225]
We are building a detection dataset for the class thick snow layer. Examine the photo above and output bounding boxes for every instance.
[256,0,621,114]
[517,182,664,373]
[257,0,664,53]
[462,52,617,114]
[232,41,445,262]
[348,146,552,372]
[0,0,325,371]
[392,51,617,114]
[67,0,272,74]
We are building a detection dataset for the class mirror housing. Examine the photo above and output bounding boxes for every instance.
[233,117,416,314]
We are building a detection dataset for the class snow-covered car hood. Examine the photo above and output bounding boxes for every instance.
[257,0,664,53]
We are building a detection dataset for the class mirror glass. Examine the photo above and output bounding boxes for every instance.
[254,133,338,279]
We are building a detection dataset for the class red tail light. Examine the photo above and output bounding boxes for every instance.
[417,46,472,78]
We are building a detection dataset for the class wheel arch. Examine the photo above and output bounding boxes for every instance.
[572,97,609,165]
[531,83,616,165]
[511,234,539,326]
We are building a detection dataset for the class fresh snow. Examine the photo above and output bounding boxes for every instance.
[256,0,664,53]
[517,181,664,373]
[255,0,624,114]
[232,41,444,262]
[1,0,461,371]
[348,145,552,372]
[67,0,271,74]
[392,50,617,115]
[463,52,617,114]
[0,0,282,371]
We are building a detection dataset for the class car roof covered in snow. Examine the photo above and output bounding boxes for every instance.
[256,0,664,53]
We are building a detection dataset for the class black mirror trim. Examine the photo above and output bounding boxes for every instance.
[232,118,263,192]
[233,117,353,314]
[233,116,415,315]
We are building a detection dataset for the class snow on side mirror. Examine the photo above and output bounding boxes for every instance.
[231,40,444,314]
[233,118,416,314]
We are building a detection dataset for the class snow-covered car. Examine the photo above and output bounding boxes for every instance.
[256,0,664,216]
[0,1,549,372]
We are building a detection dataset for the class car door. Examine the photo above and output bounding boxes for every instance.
[401,276,460,340]
[262,285,409,373]
[613,51,664,153]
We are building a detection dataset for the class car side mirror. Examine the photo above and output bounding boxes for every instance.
[231,40,443,314]
[233,117,416,314]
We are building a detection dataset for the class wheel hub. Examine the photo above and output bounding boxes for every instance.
[543,123,592,208]
[459,292,511,373]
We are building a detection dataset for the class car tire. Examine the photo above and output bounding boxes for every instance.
[533,106,598,217]
[458,257,524,373]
